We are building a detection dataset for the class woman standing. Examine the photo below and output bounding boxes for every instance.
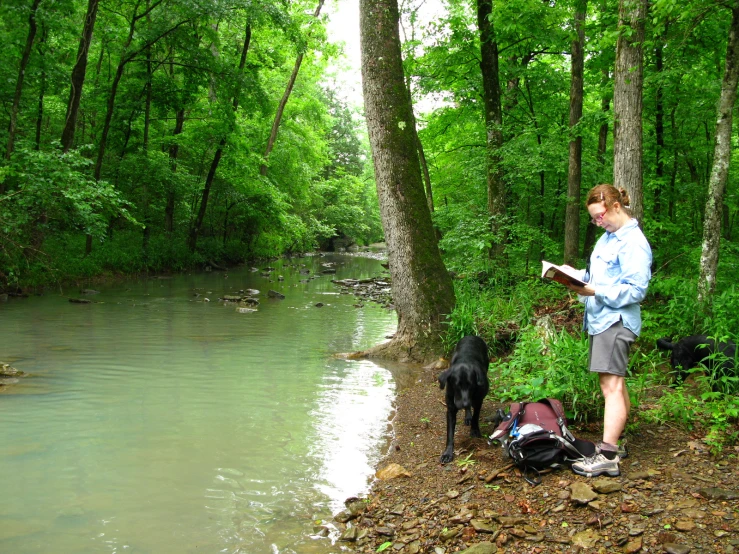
[563,184,652,477]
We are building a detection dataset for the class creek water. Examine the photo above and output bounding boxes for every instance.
[0,253,406,554]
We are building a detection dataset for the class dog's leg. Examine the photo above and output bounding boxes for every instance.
[440,406,458,463]
[464,407,472,426]
[469,399,483,438]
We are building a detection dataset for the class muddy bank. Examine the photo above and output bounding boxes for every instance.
[337,366,739,553]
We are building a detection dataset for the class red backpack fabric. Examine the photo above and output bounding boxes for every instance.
[489,398,596,485]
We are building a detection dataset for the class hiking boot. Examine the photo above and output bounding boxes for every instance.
[571,453,621,478]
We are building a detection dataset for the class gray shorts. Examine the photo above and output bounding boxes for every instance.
[588,320,636,376]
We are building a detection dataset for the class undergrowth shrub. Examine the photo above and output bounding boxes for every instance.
[488,324,602,421]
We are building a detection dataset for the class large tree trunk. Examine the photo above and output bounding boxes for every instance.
[359,0,455,363]
[189,24,251,252]
[61,0,99,153]
[564,0,587,265]
[476,0,506,257]
[698,6,739,307]
[5,0,42,162]
[613,0,646,222]
[260,0,324,176]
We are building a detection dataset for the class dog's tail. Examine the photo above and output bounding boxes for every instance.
[656,337,675,351]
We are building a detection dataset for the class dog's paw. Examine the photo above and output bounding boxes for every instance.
[470,429,482,438]
[440,451,454,464]
[464,416,472,426]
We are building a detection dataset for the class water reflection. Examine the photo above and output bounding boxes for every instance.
[0,254,402,554]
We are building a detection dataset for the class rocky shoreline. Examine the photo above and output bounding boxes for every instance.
[334,365,739,554]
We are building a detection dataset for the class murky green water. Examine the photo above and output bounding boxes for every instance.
[0,254,402,553]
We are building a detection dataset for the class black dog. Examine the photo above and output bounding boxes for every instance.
[656,335,737,384]
[438,336,490,463]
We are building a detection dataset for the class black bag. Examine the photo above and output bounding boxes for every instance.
[489,398,596,485]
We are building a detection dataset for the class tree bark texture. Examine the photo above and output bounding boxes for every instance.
[476,0,506,256]
[564,0,587,265]
[698,7,739,306]
[260,0,324,177]
[61,0,99,153]
[613,0,646,223]
[5,0,42,161]
[359,0,455,363]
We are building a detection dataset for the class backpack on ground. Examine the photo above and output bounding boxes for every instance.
[488,398,596,485]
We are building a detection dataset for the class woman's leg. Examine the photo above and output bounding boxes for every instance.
[600,373,628,446]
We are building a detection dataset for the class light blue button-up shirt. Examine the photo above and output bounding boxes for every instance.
[581,218,652,336]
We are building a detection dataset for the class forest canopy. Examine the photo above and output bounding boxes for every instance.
[1,0,738,317]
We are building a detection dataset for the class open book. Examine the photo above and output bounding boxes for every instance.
[541,261,587,288]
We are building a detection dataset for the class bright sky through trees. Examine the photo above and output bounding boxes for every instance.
[325,0,445,108]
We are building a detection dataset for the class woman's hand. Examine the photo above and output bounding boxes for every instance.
[567,283,595,296]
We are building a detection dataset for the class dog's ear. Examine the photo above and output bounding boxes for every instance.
[438,369,450,390]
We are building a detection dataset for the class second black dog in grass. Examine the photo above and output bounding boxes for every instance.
[438,336,490,463]
[656,335,737,384]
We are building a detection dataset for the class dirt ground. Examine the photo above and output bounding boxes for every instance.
[338,364,739,554]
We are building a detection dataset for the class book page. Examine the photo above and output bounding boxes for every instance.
[541,261,587,287]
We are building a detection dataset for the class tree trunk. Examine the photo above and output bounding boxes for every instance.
[583,70,610,259]
[613,0,646,222]
[189,24,251,251]
[142,47,153,256]
[654,40,664,217]
[34,26,47,152]
[5,0,42,162]
[260,0,324,176]
[93,3,185,181]
[698,6,739,307]
[166,108,185,234]
[476,0,506,257]
[61,0,99,153]
[564,0,587,265]
[359,0,455,363]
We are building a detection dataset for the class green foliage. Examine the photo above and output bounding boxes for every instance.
[490,324,603,421]
[0,147,135,287]
[643,386,739,454]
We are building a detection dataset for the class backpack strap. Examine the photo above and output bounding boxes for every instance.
[540,398,576,442]
[489,402,526,441]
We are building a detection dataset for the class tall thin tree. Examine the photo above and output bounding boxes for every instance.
[6,0,43,162]
[61,0,99,153]
[564,0,587,265]
[698,6,739,307]
[189,23,251,252]
[260,0,325,176]
[476,0,506,257]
